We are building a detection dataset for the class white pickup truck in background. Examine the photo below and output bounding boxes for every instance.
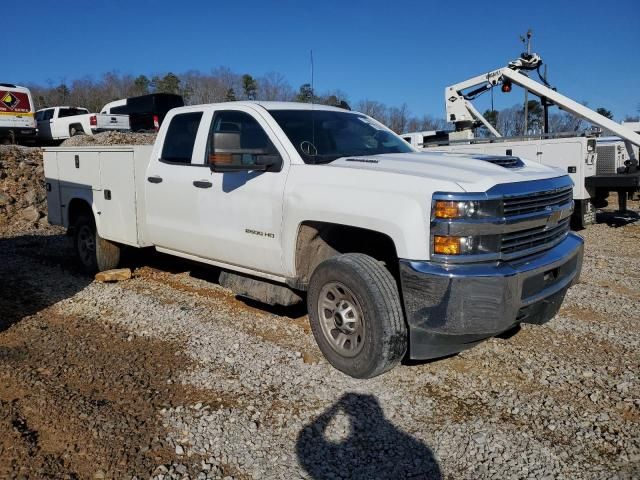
[36,106,130,142]
[43,101,583,378]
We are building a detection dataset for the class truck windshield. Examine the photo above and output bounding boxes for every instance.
[268,109,413,163]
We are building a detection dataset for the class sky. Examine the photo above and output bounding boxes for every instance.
[8,0,640,121]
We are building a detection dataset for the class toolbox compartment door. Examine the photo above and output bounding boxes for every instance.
[95,151,138,245]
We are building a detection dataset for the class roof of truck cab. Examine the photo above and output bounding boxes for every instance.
[36,106,88,112]
[170,101,352,114]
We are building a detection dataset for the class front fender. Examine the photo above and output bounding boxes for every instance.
[281,167,445,276]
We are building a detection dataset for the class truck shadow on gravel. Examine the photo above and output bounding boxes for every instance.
[0,232,92,333]
[297,393,442,480]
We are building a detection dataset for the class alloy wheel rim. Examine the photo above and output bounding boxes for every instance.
[77,225,95,266]
[317,281,365,357]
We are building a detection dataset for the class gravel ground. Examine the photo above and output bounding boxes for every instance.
[0,202,638,479]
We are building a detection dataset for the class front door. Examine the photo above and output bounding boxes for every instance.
[188,107,289,276]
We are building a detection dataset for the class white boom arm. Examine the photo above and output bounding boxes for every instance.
[445,58,640,148]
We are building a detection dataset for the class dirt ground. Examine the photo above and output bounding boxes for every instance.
[0,199,639,479]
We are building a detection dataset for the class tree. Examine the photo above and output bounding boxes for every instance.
[224,88,237,102]
[320,90,350,109]
[483,109,499,128]
[55,83,70,103]
[296,83,315,103]
[132,75,150,96]
[153,72,181,95]
[596,107,613,120]
[387,103,410,133]
[241,74,258,100]
[258,72,293,101]
[355,100,387,123]
[524,100,543,133]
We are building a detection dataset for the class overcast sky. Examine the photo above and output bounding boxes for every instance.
[9,0,640,120]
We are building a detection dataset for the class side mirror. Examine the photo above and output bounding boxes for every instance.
[209,131,283,172]
[210,154,282,172]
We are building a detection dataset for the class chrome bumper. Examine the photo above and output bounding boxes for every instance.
[399,232,584,359]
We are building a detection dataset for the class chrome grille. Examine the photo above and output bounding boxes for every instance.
[503,186,573,216]
[501,218,570,257]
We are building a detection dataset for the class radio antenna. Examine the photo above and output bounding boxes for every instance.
[310,49,314,102]
[310,49,316,160]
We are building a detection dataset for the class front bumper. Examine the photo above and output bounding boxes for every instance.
[399,232,584,359]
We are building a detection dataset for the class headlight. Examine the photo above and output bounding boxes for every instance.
[433,234,500,256]
[434,200,479,219]
[432,196,501,220]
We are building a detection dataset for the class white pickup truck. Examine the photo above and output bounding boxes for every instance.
[44,101,584,378]
[36,106,130,142]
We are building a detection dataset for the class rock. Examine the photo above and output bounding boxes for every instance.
[23,189,41,205]
[175,445,185,455]
[472,432,488,444]
[93,471,106,479]
[0,190,12,205]
[20,206,41,222]
[95,268,132,282]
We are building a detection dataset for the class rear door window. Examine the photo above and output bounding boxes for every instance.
[161,112,203,164]
[58,108,88,117]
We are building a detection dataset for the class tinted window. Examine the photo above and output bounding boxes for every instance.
[269,109,412,164]
[161,112,203,163]
[111,105,129,114]
[43,109,54,121]
[207,111,276,167]
[58,108,88,118]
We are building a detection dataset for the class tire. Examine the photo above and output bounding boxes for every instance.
[74,215,121,273]
[69,125,84,137]
[307,253,407,379]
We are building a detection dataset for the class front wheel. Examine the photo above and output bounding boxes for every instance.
[307,253,407,379]
[74,215,121,272]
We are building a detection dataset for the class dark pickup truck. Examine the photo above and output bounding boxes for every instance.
[100,93,184,132]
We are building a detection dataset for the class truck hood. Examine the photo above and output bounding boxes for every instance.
[326,151,566,192]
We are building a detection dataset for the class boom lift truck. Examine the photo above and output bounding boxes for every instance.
[404,53,640,227]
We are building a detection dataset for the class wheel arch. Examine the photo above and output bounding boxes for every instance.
[293,221,400,288]
[66,196,98,233]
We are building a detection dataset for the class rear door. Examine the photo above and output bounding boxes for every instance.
[144,110,207,253]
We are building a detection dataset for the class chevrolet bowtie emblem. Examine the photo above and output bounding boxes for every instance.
[547,210,562,227]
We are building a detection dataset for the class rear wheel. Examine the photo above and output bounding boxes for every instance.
[69,125,84,137]
[74,215,120,272]
[307,253,407,379]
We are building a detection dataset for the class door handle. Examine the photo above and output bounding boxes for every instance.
[147,176,163,184]
[193,180,212,189]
